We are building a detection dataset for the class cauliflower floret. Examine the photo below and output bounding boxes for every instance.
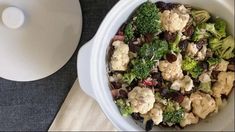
[180,112,199,127]
[161,5,190,32]
[109,73,123,82]
[186,43,198,57]
[149,104,163,125]
[110,41,129,71]
[199,72,211,83]
[159,54,184,81]
[171,75,194,92]
[215,59,229,72]
[190,92,216,119]
[196,45,207,61]
[180,96,192,112]
[128,86,155,114]
[212,72,235,97]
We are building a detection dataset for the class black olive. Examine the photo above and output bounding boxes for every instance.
[156,1,168,12]
[166,53,177,63]
[145,120,154,131]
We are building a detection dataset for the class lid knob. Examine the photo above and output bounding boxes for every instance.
[2,7,25,29]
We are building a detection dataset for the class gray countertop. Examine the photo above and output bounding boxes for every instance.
[0,0,118,130]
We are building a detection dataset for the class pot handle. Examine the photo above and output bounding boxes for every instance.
[77,39,95,99]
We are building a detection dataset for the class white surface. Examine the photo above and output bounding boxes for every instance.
[2,7,24,29]
[0,0,82,81]
[49,80,116,131]
[78,0,234,131]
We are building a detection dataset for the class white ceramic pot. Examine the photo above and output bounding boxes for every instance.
[77,0,234,131]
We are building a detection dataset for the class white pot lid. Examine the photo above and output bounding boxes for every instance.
[0,0,82,81]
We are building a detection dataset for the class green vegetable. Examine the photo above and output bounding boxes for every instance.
[123,73,136,85]
[123,59,155,84]
[182,56,198,71]
[199,82,212,94]
[170,32,181,53]
[124,23,135,43]
[209,35,235,59]
[182,57,203,78]
[207,57,221,67]
[189,64,203,78]
[214,18,227,39]
[204,22,226,39]
[192,25,211,41]
[116,99,133,116]
[191,10,210,24]
[163,101,184,124]
[135,1,161,34]
[139,39,169,60]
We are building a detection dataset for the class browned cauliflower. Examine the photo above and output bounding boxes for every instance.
[128,86,155,114]
[214,59,229,72]
[110,41,130,71]
[159,54,184,81]
[190,92,216,119]
[149,103,163,125]
[212,72,235,97]
[180,112,199,127]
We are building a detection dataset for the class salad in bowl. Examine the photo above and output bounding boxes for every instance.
[107,1,235,131]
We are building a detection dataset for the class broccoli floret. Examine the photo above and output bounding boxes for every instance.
[199,82,212,94]
[204,22,226,39]
[182,57,203,78]
[124,23,135,43]
[123,73,136,84]
[182,56,198,71]
[139,39,169,60]
[189,64,203,78]
[192,25,211,41]
[123,59,154,84]
[135,1,161,34]
[207,57,221,67]
[209,35,235,59]
[163,101,184,124]
[170,32,181,53]
[214,18,227,39]
[116,99,133,117]
[191,10,210,24]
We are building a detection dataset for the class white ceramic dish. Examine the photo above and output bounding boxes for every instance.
[78,0,234,131]
[0,0,82,81]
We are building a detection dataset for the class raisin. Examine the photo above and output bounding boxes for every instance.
[164,31,177,42]
[144,33,154,43]
[111,82,122,89]
[131,113,143,121]
[171,92,184,103]
[119,90,128,99]
[211,71,220,80]
[166,53,177,63]
[129,42,140,53]
[183,25,195,37]
[145,120,154,131]
[199,61,209,71]
[179,40,189,52]
[227,64,235,71]
[196,39,207,50]
[156,1,168,12]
